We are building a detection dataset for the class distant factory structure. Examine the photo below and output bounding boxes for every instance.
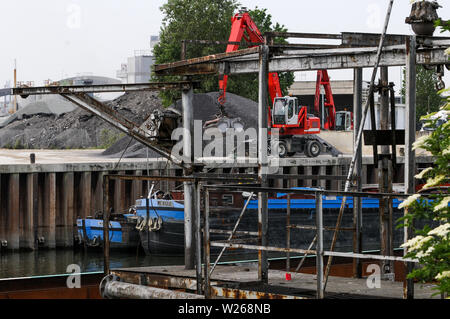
[116,36,160,84]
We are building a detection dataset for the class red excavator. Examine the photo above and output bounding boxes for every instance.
[217,9,344,157]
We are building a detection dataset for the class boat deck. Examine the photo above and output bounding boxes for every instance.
[111,264,439,299]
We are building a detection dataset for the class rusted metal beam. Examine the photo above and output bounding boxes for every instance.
[12,81,198,96]
[210,286,307,299]
[264,31,342,40]
[154,46,260,76]
[288,225,355,232]
[267,174,347,181]
[209,229,258,236]
[324,251,418,263]
[60,93,187,168]
[106,174,257,183]
[154,44,449,76]
[109,270,203,291]
[102,281,204,299]
[341,32,450,47]
[210,242,316,255]
[182,39,261,46]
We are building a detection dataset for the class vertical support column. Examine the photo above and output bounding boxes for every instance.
[37,174,45,244]
[379,67,393,279]
[0,174,5,245]
[195,182,203,294]
[319,166,326,189]
[404,36,417,299]
[7,174,20,250]
[305,166,313,187]
[286,193,291,272]
[361,164,368,185]
[203,189,211,298]
[353,68,363,278]
[21,173,34,250]
[45,173,56,249]
[114,171,125,214]
[274,168,283,188]
[81,172,92,218]
[94,172,105,214]
[316,192,324,299]
[182,84,195,270]
[132,170,143,201]
[62,172,74,247]
[258,45,269,283]
[289,166,298,188]
[331,165,340,190]
[103,175,110,275]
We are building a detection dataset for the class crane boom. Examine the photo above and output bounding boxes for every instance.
[314,70,337,130]
[215,9,342,158]
[218,10,282,106]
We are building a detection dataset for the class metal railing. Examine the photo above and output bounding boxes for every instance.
[201,184,419,299]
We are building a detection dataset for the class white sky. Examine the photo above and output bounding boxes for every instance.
[0,0,449,95]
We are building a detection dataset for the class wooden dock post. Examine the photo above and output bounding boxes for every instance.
[7,174,20,250]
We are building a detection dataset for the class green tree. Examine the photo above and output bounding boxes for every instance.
[153,1,294,106]
[401,65,443,124]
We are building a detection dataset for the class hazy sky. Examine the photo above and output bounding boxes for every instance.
[1,0,449,94]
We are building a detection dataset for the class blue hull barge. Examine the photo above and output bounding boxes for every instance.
[76,215,140,250]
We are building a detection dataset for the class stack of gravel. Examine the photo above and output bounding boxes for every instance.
[102,92,258,158]
[0,91,163,149]
[0,90,259,156]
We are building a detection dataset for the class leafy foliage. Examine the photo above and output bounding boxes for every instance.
[397,19,450,297]
[401,65,442,124]
[153,1,294,106]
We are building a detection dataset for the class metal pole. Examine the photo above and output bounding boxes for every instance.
[352,68,363,278]
[286,193,291,272]
[404,35,417,299]
[379,66,393,279]
[295,235,317,273]
[102,175,110,275]
[210,192,254,275]
[146,197,150,255]
[195,182,203,294]
[13,59,17,113]
[316,192,324,299]
[182,85,195,270]
[258,45,269,283]
[323,0,394,290]
[204,189,211,298]
[103,281,205,299]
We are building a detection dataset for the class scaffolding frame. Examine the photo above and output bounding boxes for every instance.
[201,184,420,299]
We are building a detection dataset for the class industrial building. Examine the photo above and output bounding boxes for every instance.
[116,36,159,84]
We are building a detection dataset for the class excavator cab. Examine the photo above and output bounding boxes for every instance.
[335,111,353,131]
[272,96,300,125]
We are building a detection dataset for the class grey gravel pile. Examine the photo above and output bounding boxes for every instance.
[103,92,258,158]
[0,90,258,156]
[0,91,162,149]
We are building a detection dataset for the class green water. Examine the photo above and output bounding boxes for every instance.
[0,249,184,279]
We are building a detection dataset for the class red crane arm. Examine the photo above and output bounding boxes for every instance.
[218,12,282,105]
[314,70,336,130]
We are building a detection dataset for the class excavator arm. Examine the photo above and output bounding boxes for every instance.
[218,10,282,106]
[314,70,336,130]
